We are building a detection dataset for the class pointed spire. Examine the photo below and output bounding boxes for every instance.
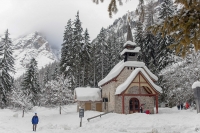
[126,12,133,42]
[127,22,133,42]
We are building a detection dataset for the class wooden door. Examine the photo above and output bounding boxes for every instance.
[129,98,140,113]
[85,103,91,110]
[96,103,102,112]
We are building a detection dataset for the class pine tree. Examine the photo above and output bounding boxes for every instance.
[146,0,156,27]
[96,28,107,80]
[82,29,91,86]
[158,0,174,20]
[136,0,145,23]
[106,37,113,74]
[21,58,40,106]
[43,67,50,87]
[143,31,156,71]
[134,21,145,62]
[110,31,119,67]
[150,0,200,57]
[90,42,98,87]
[0,29,15,107]
[52,64,59,80]
[73,11,84,87]
[60,19,73,77]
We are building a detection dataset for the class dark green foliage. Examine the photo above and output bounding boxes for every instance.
[0,29,15,107]
[51,64,59,81]
[151,0,200,57]
[158,0,174,20]
[60,19,73,77]
[21,58,40,106]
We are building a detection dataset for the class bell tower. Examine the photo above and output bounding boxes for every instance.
[120,13,140,62]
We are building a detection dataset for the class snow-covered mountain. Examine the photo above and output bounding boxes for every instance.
[12,32,59,78]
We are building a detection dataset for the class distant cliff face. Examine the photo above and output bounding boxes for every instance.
[12,32,59,78]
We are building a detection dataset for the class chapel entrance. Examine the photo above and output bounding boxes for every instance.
[129,98,140,113]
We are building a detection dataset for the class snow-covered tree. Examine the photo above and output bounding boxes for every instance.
[96,27,107,79]
[90,42,98,87]
[43,67,50,87]
[150,0,200,57]
[51,64,59,81]
[136,0,145,23]
[158,0,174,20]
[0,29,15,107]
[134,21,145,62]
[145,0,156,27]
[73,11,84,87]
[160,51,200,106]
[41,74,73,113]
[21,58,40,106]
[81,29,91,86]
[60,19,73,77]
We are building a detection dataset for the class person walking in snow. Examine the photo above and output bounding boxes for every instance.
[180,103,183,110]
[177,101,180,110]
[32,113,39,131]
[185,102,190,109]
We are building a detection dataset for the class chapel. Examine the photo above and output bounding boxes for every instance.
[98,20,162,114]
[74,19,162,114]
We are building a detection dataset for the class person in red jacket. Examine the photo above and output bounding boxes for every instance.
[185,102,190,109]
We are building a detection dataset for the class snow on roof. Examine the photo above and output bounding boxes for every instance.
[98,60,158,86]
[120,47,141,55]
[115,68,162,95]
[123,41,136,47]
[143,66,158,81]
[74,87,102,101]
[192,81,200,89]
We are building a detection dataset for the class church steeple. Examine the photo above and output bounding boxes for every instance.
[127,19,133,42]
[120,12,141,62]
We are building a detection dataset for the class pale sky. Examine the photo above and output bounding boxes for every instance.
[0,0,139,49]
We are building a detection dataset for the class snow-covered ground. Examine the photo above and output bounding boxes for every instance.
[0,104,200,133]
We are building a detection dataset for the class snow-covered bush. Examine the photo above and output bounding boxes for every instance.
[160,52,200,106]
[41,74,73,107]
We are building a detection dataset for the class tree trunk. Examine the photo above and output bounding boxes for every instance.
[60,105,61,115]
[83,62,85,86]
[22,107,24,117]
[93,63,96,87]
[102,46,104,79]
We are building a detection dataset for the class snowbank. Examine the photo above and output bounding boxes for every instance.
[123,40,136,47]
[115,68,162,94]
[120,47,141,55]
[98,60,158,86]
[0,105,200,133]
[74,87,102,101]
[192,81,200,89]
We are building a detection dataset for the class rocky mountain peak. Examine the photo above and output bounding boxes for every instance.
[12,32,59,79]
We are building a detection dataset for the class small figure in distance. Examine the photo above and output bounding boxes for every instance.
[177,101,180,110]
[32,113,39,132]
[180,103,183,110]
[185,102,190,109]
[140,104,143,113]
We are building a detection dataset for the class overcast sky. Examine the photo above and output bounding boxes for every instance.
[0,0,139,49]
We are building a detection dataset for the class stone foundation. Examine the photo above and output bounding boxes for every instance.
[114,96,155,114]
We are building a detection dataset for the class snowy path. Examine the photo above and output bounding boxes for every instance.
[0,105,200,133]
